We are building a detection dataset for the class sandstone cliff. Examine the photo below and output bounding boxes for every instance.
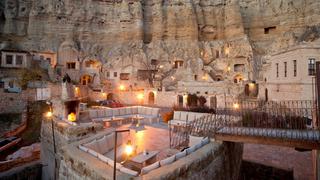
[1,0,320,83]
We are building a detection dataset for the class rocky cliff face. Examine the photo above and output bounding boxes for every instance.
[1,0,320,82]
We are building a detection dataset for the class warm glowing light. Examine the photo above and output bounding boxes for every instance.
[249,83,255,88]
[68,112,77,122]
[74,87,80,96]
[202,74,208,81]
[125,141,134,156]
[102,92,107,97]
[119,85,125,91]
[225,47,230,55]
[159,65,164,68]
[171,76,175,81]
[46,111,53,118]
[233,103,240,109]
[137,93,144,100]
[227,66,231,72]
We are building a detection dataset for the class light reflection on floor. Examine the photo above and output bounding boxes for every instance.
[116,124,179,160]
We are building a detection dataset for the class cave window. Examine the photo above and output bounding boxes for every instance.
[120,73,130,80]
[194,75,198,81]
[174,60,184,69]
[234,64,245,72]
[151,59,158,66]
[264,26,276,34]
[216,50,220,58]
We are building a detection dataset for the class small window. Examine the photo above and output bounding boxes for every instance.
[151,59,158,65]
[264,26,276,34]
[6,55,13,65]
[67,62,76,69]
[16,55,23,65]
[276,63,279,78]
[216,50,220,58]
[120,73,130,80]
[234,64,245,72]
[106,72,110,78]
[40,55,44,60]
[114,72,117,77]
[293,60,297,77]
[46,58,51,64]
[174,61,184,69]
[196,91,200,94]
[308,58,316,76]
[194,75,198,81]
[284,62,287,77]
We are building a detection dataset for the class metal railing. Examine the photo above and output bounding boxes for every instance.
[169,100,317,148]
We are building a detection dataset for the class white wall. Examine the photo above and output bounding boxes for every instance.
[262,47,320,101]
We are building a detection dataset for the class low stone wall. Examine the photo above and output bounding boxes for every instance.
[140,142,243,180]
[40,118,103,180]
[4,111,27,137]
[57,137,242,180]
[0,89,36,114]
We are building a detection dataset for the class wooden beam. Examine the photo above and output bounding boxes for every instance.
[215,134,320,150]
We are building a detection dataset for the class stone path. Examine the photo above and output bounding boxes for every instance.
[243,143,313,180]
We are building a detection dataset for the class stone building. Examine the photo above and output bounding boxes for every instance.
[260,43,320,101]
[0,50,32,69]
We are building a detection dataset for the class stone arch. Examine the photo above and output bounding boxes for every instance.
[148,92,155,105]
[58,41,78,66]
[215,75,223,81]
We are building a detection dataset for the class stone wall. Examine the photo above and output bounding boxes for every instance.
[140,142,243,180]
[40,117,103,180]
[0,89,36,113]
[57,136,243,180]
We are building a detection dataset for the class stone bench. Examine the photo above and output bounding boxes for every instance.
[88,106,160,125]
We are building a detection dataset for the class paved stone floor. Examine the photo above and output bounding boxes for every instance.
[243,144,313,180]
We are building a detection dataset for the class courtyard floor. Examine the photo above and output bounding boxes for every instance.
[243,143,313,180]
[115,123,179,161]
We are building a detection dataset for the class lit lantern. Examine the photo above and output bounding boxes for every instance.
[233,103,240,110]
[125,140,134,156]
[137,93,144,100]
[46,111,53,118]
[119,85,125,91]
[227,66,231,72]
[74,87,80,97]
[68,112,77,122]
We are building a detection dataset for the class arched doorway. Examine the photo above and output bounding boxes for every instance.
[148,92,155,105]
[265,88,268,102]
[81,75,92,86]
[107,93,114,100]
[177,95,183,107]
[245,84,250,96]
